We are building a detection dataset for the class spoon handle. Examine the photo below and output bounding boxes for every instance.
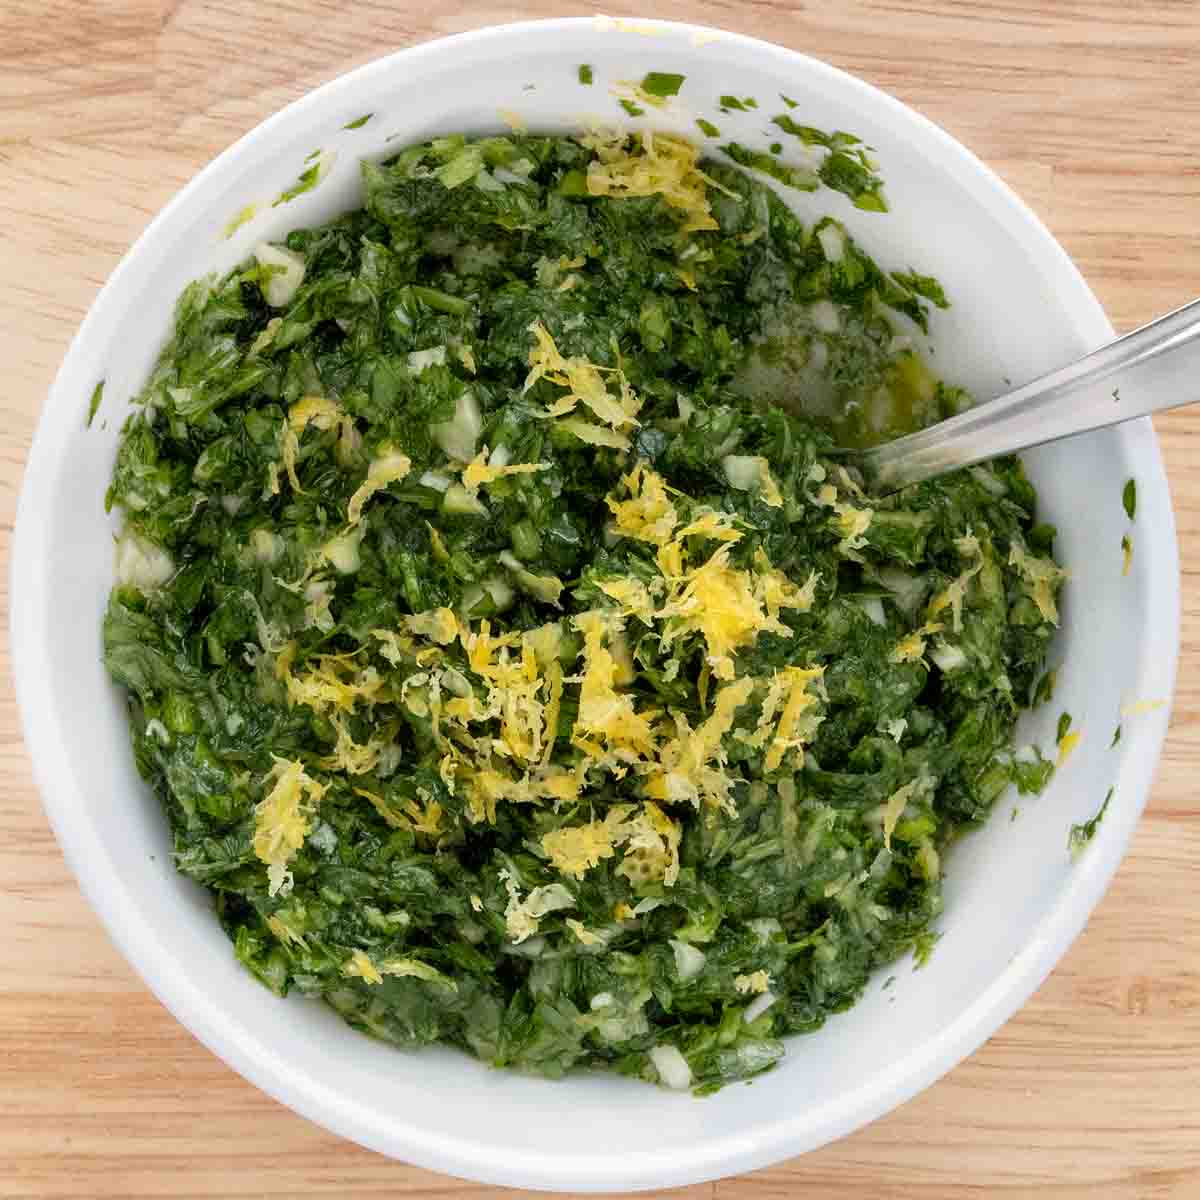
[858,295,1200,493]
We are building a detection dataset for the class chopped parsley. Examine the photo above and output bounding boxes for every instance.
[1055,713,1081,768]
[1012,748,1056,795]
[274,150,334,206]
[722,142,818,193]
[780,94,799,108]
[892,270,949,309]
[696,118,720,138]
[102,129,1066,1094]
[618,98,645,118]
[1111,724,1122,747]
[913,930,940,969]
[1122,478,1137,520]
[86,380,104,429]
[578,64,594,86]
[772,115,861,145]
[719,95,757,112]
[641,71,685,98]
[771,115,888,211]
[343,114,373,130]
[1069,789,1113,859]
[1031,667,1056,707]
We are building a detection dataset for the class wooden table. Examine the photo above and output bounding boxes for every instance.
[3,2,1198,1196]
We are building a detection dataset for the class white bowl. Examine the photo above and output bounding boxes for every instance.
[11,17,1179,1192]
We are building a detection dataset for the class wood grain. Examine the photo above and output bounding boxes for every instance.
[2,2,1198,1196]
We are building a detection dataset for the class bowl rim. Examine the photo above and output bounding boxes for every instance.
[10,15,1181,1192]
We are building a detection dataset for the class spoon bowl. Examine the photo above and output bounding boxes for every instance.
[855,296,1200,494]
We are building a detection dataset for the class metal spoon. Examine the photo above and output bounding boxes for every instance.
[853,296,1200,495]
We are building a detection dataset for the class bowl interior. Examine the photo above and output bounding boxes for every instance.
[12,17,1178,1192]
